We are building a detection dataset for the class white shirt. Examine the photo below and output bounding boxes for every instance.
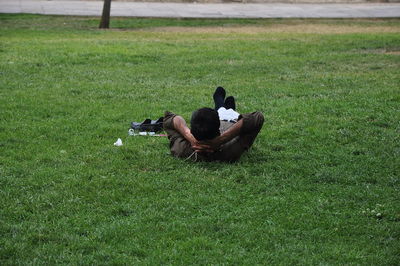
[217,107,240,121]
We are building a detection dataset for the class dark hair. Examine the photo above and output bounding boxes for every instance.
[190,107,220,141]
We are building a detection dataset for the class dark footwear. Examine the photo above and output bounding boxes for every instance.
[142,118,151,125]
[148,117,163,132]
[131,117,163,132]
[213,86,226,110]
[224,96,236,110]
[131,119,150,130]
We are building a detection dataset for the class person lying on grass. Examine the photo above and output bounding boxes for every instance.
[164,87,264,162]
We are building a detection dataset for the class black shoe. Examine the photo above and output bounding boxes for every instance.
[213,86,226,110]
[131,117,164,133]
[224,96,236,110]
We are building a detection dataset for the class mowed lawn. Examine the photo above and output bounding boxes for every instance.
[0,14,399,264]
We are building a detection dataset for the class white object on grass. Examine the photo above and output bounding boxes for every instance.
[114,138,123,146]
[127,129,167,137]
[128,129,136,136]
[217,107,240,121]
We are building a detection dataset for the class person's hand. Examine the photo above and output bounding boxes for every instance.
[191,140,214,153]
[196,137,223,153]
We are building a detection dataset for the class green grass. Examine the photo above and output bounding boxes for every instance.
[0,14,399,264]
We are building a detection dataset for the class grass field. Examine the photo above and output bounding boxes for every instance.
[0,14,399,264]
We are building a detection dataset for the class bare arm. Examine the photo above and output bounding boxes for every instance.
[172,115,246,153]
[172,115,217,153]
[172,115,197,146]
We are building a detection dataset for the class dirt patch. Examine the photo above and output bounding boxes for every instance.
[146,24,400,34]
[356,48,400,55]
[385,50,400,55]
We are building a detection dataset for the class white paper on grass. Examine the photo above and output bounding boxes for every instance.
[114,138,123,146]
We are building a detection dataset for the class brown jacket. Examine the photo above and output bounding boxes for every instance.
[163,111,264,162]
